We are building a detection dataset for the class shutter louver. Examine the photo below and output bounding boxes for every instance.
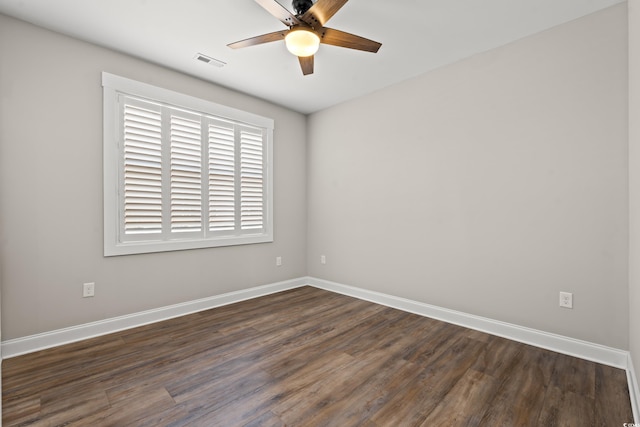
[170,114,202,233]
[208,122,236,232]
[240,127,264,231]
[123,101,163,236]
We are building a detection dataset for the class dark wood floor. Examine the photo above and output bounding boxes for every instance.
[2,286,634,426]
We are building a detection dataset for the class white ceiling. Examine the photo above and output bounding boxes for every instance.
[0,0,625,114]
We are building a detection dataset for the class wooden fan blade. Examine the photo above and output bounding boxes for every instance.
[298,55,314,75]
[319,27,381,53]
[228,30,288,49]
[299,0,348,28]
[255,0,301,27]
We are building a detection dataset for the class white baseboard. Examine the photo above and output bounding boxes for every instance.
[629,353,640,423]
[1,275,632,375]
[1,277,307,359]
[307,277,630,370]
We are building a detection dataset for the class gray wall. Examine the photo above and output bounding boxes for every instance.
[0,14,308,340]
[0,4,633,357]
[629,0,640,395]
[307,4,629,349]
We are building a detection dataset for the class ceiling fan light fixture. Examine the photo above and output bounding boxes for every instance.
[285,28,320,57]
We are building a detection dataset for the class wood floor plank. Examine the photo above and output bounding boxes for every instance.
[551,352,597,399]
[400,319,470,366]
[420,369,499,426]
[37,387,111,426]
[369,334,487,426]
[274,349,409,425]
[478,345,556,426]
[67,386,179,427]
[595,364,634,425]
[538,386,595,426]
[2,336,128,395]
[2,286,633,426]
[1,396,40,426]
[471,335,525,379]
[242,410,285,427]
[171,351,358,426]
[294,356,419,426]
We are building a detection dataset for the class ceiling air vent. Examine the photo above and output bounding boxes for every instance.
[194,53,226,68]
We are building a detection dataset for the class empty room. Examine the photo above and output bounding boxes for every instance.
[0,0,639,425]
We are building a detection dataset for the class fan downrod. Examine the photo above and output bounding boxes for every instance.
[292,0,313,15]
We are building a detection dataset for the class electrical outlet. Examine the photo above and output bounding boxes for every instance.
[559,291,572,309]
[83,282,95,298]
[276,256,282,267]
[321,255,326,265]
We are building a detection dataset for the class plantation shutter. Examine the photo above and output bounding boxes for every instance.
[121,97,163,238]
[208,120,236,232]
[121,109,267,240]
[170,112,203,233]
[240,126,265,231]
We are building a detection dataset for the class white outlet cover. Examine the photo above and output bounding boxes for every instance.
[559,291,573,309]
[83,282,95,298]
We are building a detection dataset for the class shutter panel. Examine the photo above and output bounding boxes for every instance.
[240,126,264,231]
[122,100,163,236]
[170,112,202,233]
[208,121,236,232]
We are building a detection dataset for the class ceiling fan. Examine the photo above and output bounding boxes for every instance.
[228,0,382,75]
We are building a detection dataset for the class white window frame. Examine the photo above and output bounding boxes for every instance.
[103,72,274,256]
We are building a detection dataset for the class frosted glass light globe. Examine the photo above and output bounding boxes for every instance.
[285,28,320,57]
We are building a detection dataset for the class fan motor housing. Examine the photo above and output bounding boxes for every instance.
[292,0,313,15]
